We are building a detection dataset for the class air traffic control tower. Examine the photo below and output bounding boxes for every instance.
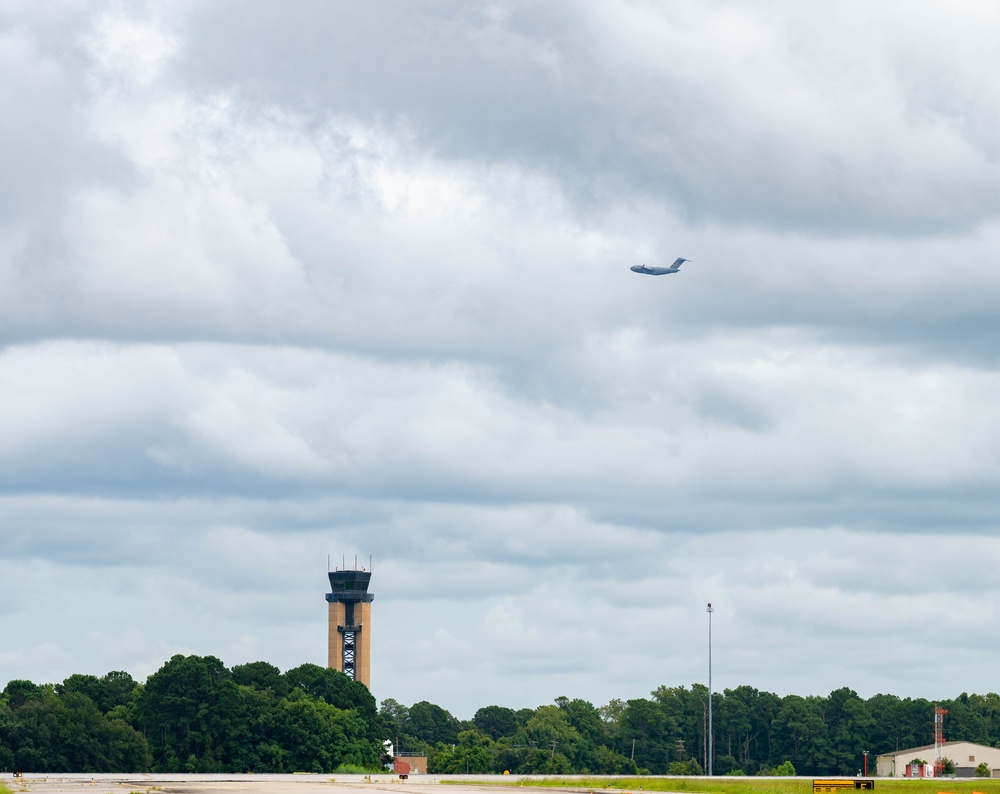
[326,568,373,688]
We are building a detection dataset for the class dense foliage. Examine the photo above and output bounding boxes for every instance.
[5,658,1000,776]
[0,656,383,773]
[383,686,1000,776]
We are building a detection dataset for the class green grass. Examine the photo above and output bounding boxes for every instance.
[0,784,12,794]
[445,778,1000,794]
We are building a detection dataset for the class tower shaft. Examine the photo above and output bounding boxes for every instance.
[325,567,374,688]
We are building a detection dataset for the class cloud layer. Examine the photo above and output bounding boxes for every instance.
[2,1,1000,716]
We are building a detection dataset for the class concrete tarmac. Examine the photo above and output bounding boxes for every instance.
[5,774,601,794]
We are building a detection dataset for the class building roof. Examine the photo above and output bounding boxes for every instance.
[877,741,997,759]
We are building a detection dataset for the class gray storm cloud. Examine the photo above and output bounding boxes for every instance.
[1,1,1000,714]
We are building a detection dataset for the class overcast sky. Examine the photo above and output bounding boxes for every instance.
[3,0,1000,718]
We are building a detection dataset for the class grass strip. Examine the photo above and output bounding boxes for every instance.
[444,778,1000,794]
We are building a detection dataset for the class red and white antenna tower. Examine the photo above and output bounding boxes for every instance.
[934,704,947,775]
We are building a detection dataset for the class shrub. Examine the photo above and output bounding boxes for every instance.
[333,763,374,774]
[668,758,703,775]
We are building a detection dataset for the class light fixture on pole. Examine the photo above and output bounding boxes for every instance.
[706,601,714,777]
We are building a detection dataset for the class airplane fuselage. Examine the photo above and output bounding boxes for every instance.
[630,265,679,275]
[630,257,690,276]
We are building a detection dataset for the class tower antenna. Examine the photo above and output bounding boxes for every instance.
[934,704,947,775]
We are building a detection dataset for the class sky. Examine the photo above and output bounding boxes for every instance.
[3,0,1000,719]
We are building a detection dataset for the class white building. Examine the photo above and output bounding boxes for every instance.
[877,741,1000,778]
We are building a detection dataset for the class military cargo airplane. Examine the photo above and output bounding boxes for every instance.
[631,257,690,275]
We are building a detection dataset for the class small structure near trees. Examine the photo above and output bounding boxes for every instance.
[877,742,1000,778]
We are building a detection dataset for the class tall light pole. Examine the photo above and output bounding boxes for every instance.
[707,602,714,777]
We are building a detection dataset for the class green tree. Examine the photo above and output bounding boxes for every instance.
[862,694,933,768]
[226,683,280,772]
[56,675,104,707]
[771,695,830,775]
[942,694,990,745]
[282,664,384,754]
[56,672,139,716]
[274,696,378,772]
[866,693,905,754]
[590,744,637,775]
[714,753,740,775]
[557,698,607,772]
[101,671,140,712]
[514,708,535,728]
[0,703,15,770]
[3,681,42,711]
[407,701,461,746]
[825,687,875,775]
[652,684,709,771]
[231,662,289,698]
[523,705,579,772]
[473,705,518,739]
[134,654,246,771]
[283,664,376,716]
[669,758,703,775]
[618,698,670,773]
[429,730,494,773]
[723,685,780,768]
[598,698,626,725]
[718,690,752,763]
[3,690,150,772]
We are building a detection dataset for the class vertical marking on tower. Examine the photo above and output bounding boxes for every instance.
[325,563,374,689]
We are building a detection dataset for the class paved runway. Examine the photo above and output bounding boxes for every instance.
[5,774,599,794]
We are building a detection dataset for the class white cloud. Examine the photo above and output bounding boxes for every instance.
[85,10,178,90]
[2,0,1000,717]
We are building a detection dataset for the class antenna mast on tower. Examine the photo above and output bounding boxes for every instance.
[934,704,947,775]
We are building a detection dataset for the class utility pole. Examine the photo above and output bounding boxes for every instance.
[703,701,707,770]
[707,601,714,777]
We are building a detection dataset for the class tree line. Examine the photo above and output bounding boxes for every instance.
[0,655,383,773]
[384,686,1000,776]
[4,656,1000,775]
